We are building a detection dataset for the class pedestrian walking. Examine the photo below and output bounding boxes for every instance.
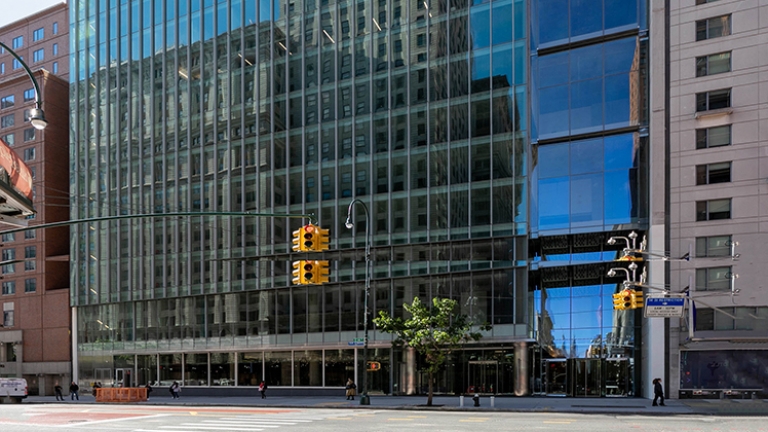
[345,378,356,401]
[69,381,80,401]
[54,382,64,401]
[145,382,153,400]
[170,381,181,399]
[259,381,267,399]
[652,378,665,406]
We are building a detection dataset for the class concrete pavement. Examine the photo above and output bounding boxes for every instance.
[21,394,768,416]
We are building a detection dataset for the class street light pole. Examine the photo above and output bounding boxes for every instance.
[345,198,371,405]
[0,42,48,130]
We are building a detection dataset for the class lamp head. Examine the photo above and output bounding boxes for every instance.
[607,238,617,245]
[29,108,47,130]
[607,269,617,277]
[345,217,354,230]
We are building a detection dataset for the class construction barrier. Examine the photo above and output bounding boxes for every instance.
[94,387,147,403]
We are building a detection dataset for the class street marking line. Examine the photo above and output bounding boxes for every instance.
[160,427,265,431]
[543,421,574,424]
[387,418,414,421]
[459,419,487,422]
[407,415,427,418]
[59,414,172,428]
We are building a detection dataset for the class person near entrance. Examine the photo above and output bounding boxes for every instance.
[345,378,356,400]
[69,381,80,401]
[54,382,64,401]
[652,378,665,406]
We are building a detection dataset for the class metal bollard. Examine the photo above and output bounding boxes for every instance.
[473,394,480,407]
[460,395,464,407]
[490,396,495,408]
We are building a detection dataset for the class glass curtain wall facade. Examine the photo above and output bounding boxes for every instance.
[70,0,528,395]
[528,0,649,397]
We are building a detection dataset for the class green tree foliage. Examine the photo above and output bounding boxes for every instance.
[373,297,491,406]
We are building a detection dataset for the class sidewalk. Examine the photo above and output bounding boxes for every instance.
[23,394,768,416]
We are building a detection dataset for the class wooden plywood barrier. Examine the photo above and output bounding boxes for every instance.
[94,387,148,403]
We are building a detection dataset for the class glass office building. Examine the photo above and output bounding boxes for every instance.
[70,0,647,397]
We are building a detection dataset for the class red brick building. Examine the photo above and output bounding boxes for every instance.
[0,2,70,396]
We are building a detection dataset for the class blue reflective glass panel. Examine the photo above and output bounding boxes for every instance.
[538,143,569,178]
[604,169,635,225]
[570,173,603,227]
[570,138,603,175]
[538,176,570,230]
[492,46,513,88]
[471,7,491,49]
[492,2,513,45]
[605,38,639,75]
[605,0,638,30]
[538,0,568,45]
[570,44,603,82]
[570,0,602,38]
[539,51,568,88]
[604,133,636,170]
[570,78,603,134]
[538,85,569,137]
[605,73,631,128]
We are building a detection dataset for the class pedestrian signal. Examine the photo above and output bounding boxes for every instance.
[367,361,381,371]
[630,290,644,309]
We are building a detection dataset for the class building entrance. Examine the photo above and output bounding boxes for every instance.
[545,359,567,396]
[467,360,498,394]
[605,358,631,396]
[570,359,601,397]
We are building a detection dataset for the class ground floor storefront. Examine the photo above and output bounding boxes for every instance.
[76,342,639,397]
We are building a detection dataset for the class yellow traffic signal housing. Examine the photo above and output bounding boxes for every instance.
[314,226,330,251]
[292,227,306,252]
[292,260,305,285]
[618,252,643,262]
[316,260,330,284]
[620,289,633,310]
[302,224,317,250]
[612,292,626,311]
[367,361,381,371]
[302,260,316,283]
[630,290,644,309]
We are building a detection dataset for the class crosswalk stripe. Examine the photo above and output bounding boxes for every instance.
[160,426,265,431]
[221,417,316,422]
[201,421,297,426]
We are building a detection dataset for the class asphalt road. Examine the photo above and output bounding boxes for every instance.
[0,404,767,432]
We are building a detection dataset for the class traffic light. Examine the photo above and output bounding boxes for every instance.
[367,361,381,371]
[621,289,633,310]
[292,227,307,252]
[314,226,330,251]
[302,224,317,250]
[302,260,317,283]
[316,260,330,284]
[630,290,644,309]
[612,292,626,311]
[292,260,305,285]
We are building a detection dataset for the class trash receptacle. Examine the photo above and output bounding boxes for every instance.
[472,394,480,407]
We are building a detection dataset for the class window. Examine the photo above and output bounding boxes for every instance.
[696,162,731,185]
[1,114,14,128]
[24,246,35,259]
[696,125,731,149]
[32,49,44,63]
[1,134,13,146]
[1,233,13,242]
[24,261,35,271]
[1,281,14,295]
[2,249,15,261]
[696,266,732,291]
[23,128,35,142]
[12,36,23,49]
[52,62,58,74]
[696,235,732,258]
[696,15,731,41]
[53,22,58,34]
[24,279,35,293]
[23,89,34,102]
[1,95,14,109]
[52,43,58,56]
[33,28,44,41]
[696,89,730,111]
[12,58,22,70]
[696,198,731,221]
[24,230,35,240]
[696,52,730,77]
[3,303,13,327]
[23,147,35,161]
[0,63,4,74]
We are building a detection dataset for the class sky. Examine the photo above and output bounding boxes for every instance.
[0,0,67,28]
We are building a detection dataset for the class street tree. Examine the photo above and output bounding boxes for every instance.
[373,297,490,406]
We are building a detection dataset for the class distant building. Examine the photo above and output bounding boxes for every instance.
[0,2,70,396]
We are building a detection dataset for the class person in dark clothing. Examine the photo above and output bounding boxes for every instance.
[54,382,64,401]
[69,382,80,401]
[259,381,267,399]
[345,378,356,401]
[652,378,665,406]
[145,383,153,400]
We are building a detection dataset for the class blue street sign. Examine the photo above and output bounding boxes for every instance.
[644,297,685,317]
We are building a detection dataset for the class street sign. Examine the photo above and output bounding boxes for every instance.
[644,297,686,318]
[348,337,365,346]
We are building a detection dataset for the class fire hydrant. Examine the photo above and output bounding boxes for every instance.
[472,394,480,407]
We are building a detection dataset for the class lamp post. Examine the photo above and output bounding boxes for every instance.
[345,198,371,405]
[0,42,48,130]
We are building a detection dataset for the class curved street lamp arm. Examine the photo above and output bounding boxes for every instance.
[0,42,43,110]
